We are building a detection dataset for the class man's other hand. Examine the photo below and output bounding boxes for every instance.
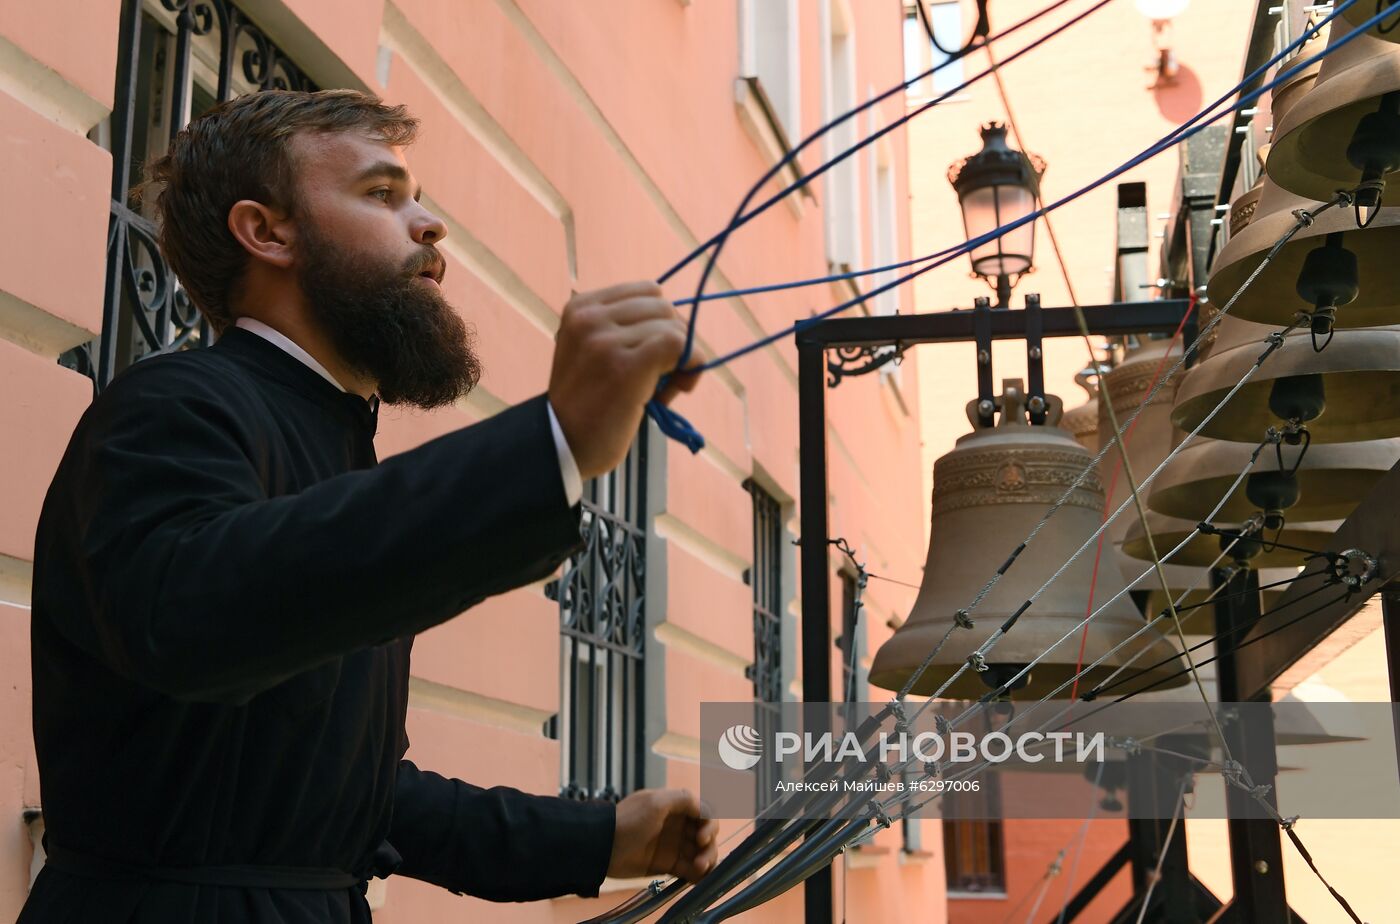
[548,281,700,480]
[608,788,719,882]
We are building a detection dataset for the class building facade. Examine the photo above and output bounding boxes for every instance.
[0,0,941,921]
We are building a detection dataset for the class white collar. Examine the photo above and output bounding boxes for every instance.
[233,317,347,393]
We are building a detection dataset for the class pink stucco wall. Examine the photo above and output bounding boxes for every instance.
[0,0,931,921]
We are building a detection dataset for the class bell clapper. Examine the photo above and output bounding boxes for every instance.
[1294,231,1359,351]
[1344,90,1400,227]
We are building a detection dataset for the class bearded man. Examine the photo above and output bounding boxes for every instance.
[20,89,715,923]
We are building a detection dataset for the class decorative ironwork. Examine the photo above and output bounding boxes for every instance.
[62,0,316,389]
[745,480,784,807]
[746,481,784,703]
[551,434,648,802]
[826,341,906,387]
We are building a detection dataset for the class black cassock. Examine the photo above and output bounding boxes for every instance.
[20,327,614,922]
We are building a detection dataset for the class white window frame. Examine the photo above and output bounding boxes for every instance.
[903,2,968,101]
[736,0,806,216]
[822,0,861,270]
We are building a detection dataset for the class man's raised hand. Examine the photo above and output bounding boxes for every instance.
[547,281,699,481]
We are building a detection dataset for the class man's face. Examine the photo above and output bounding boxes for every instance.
[286,130,479,409]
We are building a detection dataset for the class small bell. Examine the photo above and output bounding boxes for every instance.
[1123,509,1342,572]
[1174,321,1400,443]
[1339,1,1400,45]
[1205,178,1397,330]
[1268,30,1400,222]
[1147,435,1400,523]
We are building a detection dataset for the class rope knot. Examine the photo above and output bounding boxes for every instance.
[953,609,975,630]
[871,803,893,829]
[967,651,989,673]
[889,698,910,733]
[1110,736,1142,756]
[1291,206,1316,226]
[1281,815,1299,831]
[934,714,952,736]
[925,760,943,778]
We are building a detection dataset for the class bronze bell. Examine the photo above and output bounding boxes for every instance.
[1147,434,1400,523]
[1206,177,1399,331]
[1062,366,1102,453]
[869,380,1188,701]
[1269,55,1325,129]
[1172,320,1400,442]
[1139,566,1296,623]
[1268,30,1400,222]
[1340,1,1400,45]
[1097,337,1182,555]
[1123,509,1343,570]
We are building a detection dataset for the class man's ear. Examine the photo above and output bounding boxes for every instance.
[227,199,296,271]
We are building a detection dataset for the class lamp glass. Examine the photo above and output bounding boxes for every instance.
[961,184,1035,278]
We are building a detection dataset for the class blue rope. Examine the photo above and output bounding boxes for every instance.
[650,0,1373,453]
[647,0,1111,452]
[678,0,1361,308]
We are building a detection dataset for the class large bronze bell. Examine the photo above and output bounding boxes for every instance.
[869,380,1188,701]
[1206,177,1399,330]
[1268,31,1400,219]
[1340,1,1400,44]
[1097,337,1182,554]
[1147,435,1400,523]
[1172,319,1400,442]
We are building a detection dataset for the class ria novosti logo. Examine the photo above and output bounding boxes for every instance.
[718,724,764,771]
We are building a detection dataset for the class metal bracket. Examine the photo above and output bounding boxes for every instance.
[826,341,907,388]
[1025,293,1046,424]
[973,298,995,426]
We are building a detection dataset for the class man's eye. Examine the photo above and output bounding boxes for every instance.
[370,188,391,202]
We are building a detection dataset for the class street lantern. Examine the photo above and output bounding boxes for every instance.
[948,122,1045,307]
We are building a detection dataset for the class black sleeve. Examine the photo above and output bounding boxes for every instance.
[388,758,616,901]
[44,363,582,704]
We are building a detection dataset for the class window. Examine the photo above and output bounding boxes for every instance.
[746,481,784,705]
[837,571,863,703]
[739,0,800,143]
[824,1,861,269]
[553,434,648,801]
[900,766,929,856]
[63,0,316,388]
[903,2,964,98]
[869,143,900,317]
[745,480,783,806]
[942,774,1006,893]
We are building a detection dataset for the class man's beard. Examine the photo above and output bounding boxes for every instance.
[296,222,481,409]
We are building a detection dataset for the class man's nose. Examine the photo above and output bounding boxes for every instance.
[409,201,448,246]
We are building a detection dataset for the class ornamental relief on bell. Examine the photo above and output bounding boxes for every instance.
[932,448,1103,513]
[1106,365,1177,413]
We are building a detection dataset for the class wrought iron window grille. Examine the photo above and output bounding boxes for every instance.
[548,433,648,802]
[63,0,316,389]
[744,480,784,808]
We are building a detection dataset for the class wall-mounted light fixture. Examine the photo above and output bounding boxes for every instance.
[1136,0,1191,86]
